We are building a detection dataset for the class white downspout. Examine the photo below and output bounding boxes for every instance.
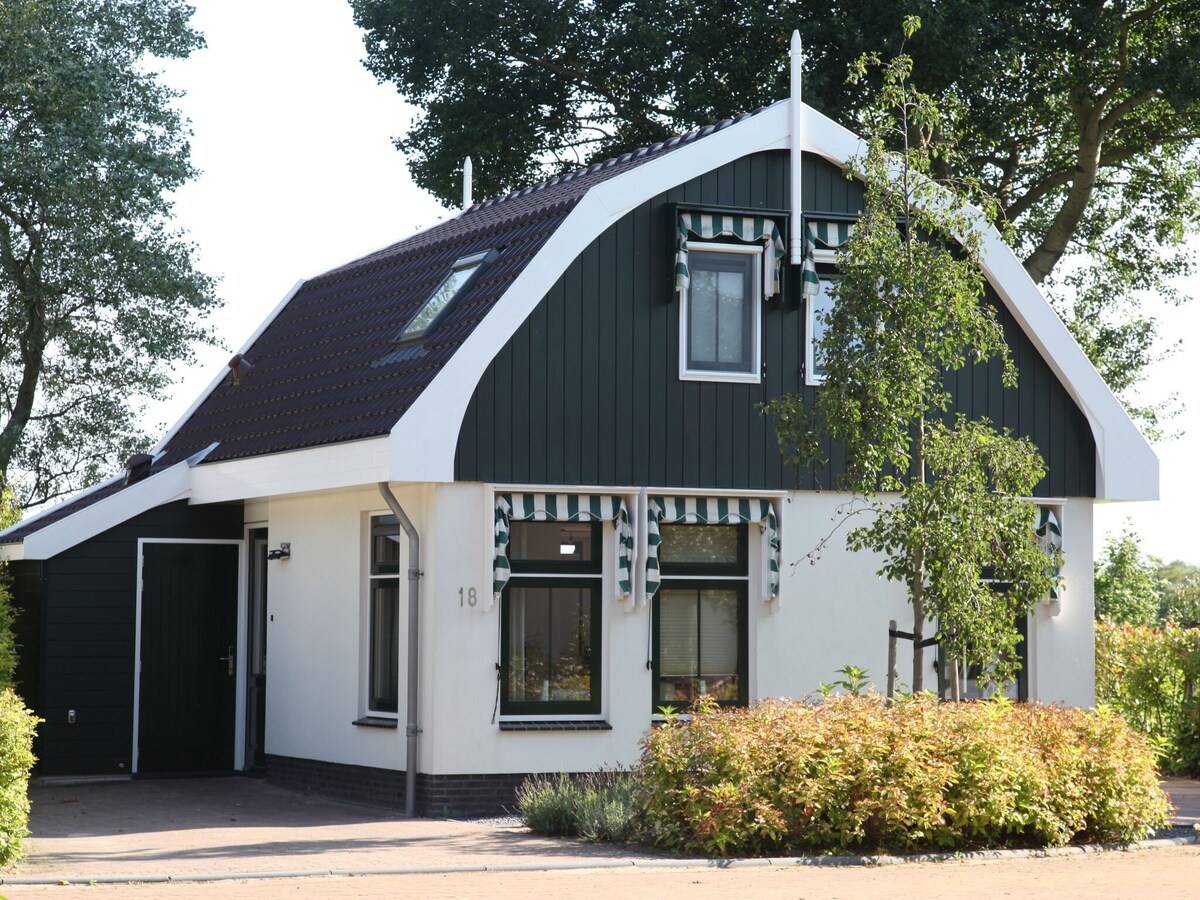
[789,30,804,265]
[378,483,422,818]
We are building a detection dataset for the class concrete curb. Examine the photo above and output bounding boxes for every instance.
[3,835,1194,886]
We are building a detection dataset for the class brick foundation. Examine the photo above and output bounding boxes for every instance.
[265,754,546,817]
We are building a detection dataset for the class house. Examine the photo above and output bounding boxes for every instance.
[0,55,1156,815]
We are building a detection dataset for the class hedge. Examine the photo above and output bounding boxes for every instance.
[0,689,38,865]
[1095,622,1200,775]
[635,695,1170,857]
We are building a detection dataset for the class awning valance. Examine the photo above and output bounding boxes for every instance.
[675,212,785,301]
[645,496,780,606]
[492,493,632,607]
[801,219,855,300]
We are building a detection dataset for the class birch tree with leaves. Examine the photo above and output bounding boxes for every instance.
[764,20,1060,693]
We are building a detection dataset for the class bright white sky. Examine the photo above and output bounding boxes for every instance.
[154,1,1200,565]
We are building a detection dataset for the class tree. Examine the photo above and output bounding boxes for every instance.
[1154,557,1200,626]
[0,487,18,687]
[353,0,1200,433]
[1094,526,1160,625]
[764,22,1059,693]
[0,0,219,508]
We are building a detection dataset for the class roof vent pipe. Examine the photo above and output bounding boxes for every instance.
[462,156,473,210]
[378,482,422,818]
[123,453,153,486]
[227,353,253,385]
[789,30,804,265]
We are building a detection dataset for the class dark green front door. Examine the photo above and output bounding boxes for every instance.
[138,542,239,774]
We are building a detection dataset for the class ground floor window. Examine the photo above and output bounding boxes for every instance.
[501,520,602,715]
[654,583,747,707]
[652,523,748,711]
[940,601,1029,702]
[368,515,400,714]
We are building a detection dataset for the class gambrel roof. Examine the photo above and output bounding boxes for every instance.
[0,100,1157,558]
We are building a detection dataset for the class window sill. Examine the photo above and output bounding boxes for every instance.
[352,716,399,729]
[498,720,612,732]
[679,369,761,385]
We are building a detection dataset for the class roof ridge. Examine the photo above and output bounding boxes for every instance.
[463,108,767,215]
[317,106,772,283]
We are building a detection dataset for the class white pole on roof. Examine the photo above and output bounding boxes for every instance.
[462,156,473,210]
[789,30,804,265]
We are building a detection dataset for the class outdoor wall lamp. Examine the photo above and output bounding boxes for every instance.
[267,542,291,561]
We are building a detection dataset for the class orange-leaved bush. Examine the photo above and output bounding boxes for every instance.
[635,695,1170,857]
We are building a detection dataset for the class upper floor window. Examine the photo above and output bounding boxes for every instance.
[674,211,784,385]
[801,218,856,386]
[806,276,836,385]
[680,242,762,382]
[400,249,492,341]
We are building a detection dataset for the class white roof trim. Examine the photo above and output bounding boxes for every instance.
[0,471,123,547]
[18,462,193,560]
[390,99,1157,501]
[3,436,390,558]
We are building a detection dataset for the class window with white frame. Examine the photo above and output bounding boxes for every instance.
[679,242,762,382]
[801,218,856,386]
[367,515,401,714]
[806,275,836,384]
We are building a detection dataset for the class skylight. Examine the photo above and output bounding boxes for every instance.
[400,250,492,339]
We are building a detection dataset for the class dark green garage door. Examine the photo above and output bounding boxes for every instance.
[138,542,239,774]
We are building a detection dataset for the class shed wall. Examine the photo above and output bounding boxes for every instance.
[34,500,242,776]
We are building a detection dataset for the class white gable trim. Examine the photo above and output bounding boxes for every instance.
[389,100,1156,501]
[389,104,793,482]
[188,436,389,504]
[2,436,389,559]
[17,462,192,560]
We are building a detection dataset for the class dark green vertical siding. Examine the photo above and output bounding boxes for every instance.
[455,151,1096,498]
[9,560,44,716]
[33,500,242,777]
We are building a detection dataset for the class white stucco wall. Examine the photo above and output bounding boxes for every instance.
[258,484,431,772]
[1027,498,1095,707]
[420,483,656,775]
[763,492,1095,707]
[761,491,913,697]
[252,484,1096,777]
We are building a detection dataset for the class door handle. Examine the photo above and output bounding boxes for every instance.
[218,646,234,676]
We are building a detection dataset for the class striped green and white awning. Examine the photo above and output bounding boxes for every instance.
[801,219,855,300]
[674,212,785,300]
[492,493,633,607]
[645,496,780,606]
[1036,505,1063,600]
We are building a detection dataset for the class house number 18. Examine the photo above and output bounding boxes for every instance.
[459,587,478,607]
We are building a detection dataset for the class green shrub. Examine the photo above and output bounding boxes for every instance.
[0,689,38,865]
[574,771,639,843]
[635,695,1170,857]
[516,770,638,842]
[1095,622,1200,774]
[0,569,18,690]
[515,773,578,837]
